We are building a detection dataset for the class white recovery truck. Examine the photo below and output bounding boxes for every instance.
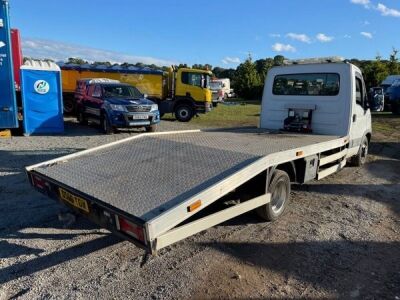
[26,58,372,255]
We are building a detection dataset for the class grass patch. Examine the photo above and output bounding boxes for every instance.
[163,103,261,128]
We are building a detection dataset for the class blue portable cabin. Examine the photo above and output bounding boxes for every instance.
[21,59,64,135]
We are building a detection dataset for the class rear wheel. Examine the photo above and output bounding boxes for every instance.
[257,170,291,221]
[77,110,88,125]
[175,105,193,122]
[350,135,369,166]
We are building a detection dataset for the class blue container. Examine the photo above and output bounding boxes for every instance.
[0,0,18,128]
[21,60,64,135]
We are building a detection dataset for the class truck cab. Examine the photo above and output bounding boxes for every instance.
[261,58,372,163]
[75,78,160,133]
[161,67,213,122]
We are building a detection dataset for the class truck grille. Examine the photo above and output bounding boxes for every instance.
[126,105,151,112]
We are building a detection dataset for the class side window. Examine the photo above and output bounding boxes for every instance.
[92,85,102,98]
[86,85,94,96]
[355,77,363,106]
[181,72,203,87]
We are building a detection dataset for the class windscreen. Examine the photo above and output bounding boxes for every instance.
[103,85,142,98]
[273,73,340,96]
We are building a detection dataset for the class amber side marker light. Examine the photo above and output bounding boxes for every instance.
[188,200,202,212]
[296,151,304,157]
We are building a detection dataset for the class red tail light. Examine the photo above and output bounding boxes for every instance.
[32,175,47,189]
[117,216,145,243]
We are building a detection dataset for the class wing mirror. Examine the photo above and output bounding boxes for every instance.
[143,94,148,99]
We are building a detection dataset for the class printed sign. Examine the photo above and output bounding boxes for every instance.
[34,80,50,94]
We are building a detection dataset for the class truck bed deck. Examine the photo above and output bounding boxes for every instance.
[31,128,342,223]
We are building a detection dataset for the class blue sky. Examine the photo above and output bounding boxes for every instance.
[9,0,400,67]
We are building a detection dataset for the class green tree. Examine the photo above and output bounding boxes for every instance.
[255,58,274,82]
[67,57,87,65]
[273,55,285,66]
[233,55,262,99]
[388,48,399,75]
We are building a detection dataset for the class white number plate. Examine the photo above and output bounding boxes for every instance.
[131,114,149,120]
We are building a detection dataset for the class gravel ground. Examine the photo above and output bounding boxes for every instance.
[0,117,399,299]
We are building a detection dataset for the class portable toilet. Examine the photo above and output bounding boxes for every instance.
[21,59,64,135]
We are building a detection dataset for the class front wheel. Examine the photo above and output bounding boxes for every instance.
[350,135,369,166]
[256,170,291,221]
[145,124,158,132]
[102,115,114,135]
[175,105,193,122]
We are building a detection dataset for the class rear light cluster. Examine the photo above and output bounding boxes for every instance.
[116,216,145,243]
[32,175,49,190]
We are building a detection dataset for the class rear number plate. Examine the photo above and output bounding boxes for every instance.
[131,114,149,120]
[59,188,90,213]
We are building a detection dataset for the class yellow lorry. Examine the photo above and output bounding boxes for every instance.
[60,64,212,122]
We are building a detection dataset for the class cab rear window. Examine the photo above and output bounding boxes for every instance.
[273,73,340,96]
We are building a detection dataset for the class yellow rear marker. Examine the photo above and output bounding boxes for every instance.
[296,150,304,157]
[188,200,202,212]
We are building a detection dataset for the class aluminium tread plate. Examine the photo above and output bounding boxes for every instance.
[34,129,339,221]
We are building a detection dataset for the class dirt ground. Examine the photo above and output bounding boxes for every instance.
[0,116,399,299]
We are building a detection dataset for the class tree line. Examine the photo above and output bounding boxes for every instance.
[65,49,400,100]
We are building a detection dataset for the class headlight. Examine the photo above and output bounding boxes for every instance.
[150,104,158,112]
[109,104,127,112]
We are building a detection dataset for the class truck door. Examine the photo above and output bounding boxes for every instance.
[349,73,369,150]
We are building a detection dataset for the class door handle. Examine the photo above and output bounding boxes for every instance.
[353,114,357,122]
[1,107,10,112]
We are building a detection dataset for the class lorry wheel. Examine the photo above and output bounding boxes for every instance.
[256,169,290,221]
[102,115,114,135]
[63,98,75,114]
[351,136,369,167]
[175,105,193,122]
[145,124,158,132]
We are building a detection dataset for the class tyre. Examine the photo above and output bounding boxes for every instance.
[101,115,114,134]
[350,135,369,167]
[145,124,158,132]
[63,98,75,114]
[77,110,88,125]
[175,104,193,122]
[256,170,291,221]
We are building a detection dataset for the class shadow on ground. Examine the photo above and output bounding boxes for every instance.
[202,240,400,299]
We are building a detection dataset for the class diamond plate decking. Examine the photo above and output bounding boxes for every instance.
[35,129,339,221]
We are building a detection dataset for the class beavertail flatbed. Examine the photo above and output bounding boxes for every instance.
[27,59,373,255]
[27,128,348,254]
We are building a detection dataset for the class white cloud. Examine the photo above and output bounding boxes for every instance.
[360,31,373,39]
[350,0,370,8]
[351,0,400,17]
[344,34,352,39]
[286,33,311,43]
[269,33,281,38]
[316,33,334,43]
[221,56,241,65]
[272,43,296,53]
[363,20,370,25]
[21,38,177,66]
[376,3,400,17]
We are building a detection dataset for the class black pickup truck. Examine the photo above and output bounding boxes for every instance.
[75,79,160,133]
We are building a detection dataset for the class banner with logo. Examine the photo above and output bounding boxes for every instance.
[0,0,18,128]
